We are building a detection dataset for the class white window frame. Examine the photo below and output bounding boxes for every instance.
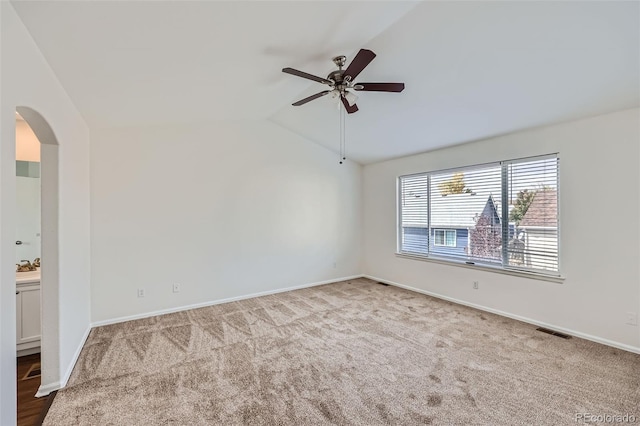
[433,229,456,247]
[396,153,563,282]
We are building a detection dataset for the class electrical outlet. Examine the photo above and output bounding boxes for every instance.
[473,281,479,290]
[137,288,145,298]
[173,283,181,293]
[626,312,638,326]
[333,262,337,269]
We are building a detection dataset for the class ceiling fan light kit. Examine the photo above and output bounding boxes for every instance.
[282,49,405,163]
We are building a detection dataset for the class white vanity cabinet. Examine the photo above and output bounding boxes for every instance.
[16,282,41,353]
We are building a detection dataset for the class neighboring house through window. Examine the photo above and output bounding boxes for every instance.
[398,154,559,276]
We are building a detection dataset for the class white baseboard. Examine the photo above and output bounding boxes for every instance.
[91,275,363,328]
[17,346,41,357]
[35,381,61,398]
[36,324,92,397]
[61,325,92,387]
[364,274,640,355]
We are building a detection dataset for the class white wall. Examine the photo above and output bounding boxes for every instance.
[0,3,91,424]
[363,109,640,351]
[90,120,361,323]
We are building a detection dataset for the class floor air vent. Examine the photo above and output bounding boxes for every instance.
[378,282,389,286]
[22,363,41,380]
[536,327,571,339]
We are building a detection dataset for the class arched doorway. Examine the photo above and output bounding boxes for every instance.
[15,107,60,398]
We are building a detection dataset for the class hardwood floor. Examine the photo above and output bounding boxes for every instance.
[17,353,54,426]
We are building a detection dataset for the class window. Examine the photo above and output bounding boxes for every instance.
[434,229,456,247]
[398,154,559,276]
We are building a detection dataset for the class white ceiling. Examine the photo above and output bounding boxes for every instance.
[11,1,640,164]
[11,1,416,127]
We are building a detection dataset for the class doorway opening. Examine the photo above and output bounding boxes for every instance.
[14,106,61,423]
[15,112,44,426]
[15,112,42,356]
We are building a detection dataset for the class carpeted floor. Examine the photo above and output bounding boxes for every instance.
[44,278,640,425]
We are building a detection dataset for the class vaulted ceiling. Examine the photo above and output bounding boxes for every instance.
[11,1,639,164]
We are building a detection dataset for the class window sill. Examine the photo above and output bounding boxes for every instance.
[395,252,565,284]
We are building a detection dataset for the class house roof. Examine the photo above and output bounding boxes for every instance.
[430,193,497,228]
[519,190,558,227]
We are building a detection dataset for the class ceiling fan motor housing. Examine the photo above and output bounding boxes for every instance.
[327,69,345,86]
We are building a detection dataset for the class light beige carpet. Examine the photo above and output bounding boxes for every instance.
[44,278,640,425]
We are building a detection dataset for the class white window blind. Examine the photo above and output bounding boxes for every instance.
[505,157,559,273]
[399,174,429,255]
[398,154,559,276]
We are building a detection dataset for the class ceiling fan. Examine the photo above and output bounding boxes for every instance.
[282,49,404,114]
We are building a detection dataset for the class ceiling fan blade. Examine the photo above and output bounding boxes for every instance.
[343,49,376,81]
[282,68,332,85]
[354,82,405,92]
[340,95,359,114]
[292,91,331,106]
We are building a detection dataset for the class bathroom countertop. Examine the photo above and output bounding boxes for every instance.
[16,268,40,285]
